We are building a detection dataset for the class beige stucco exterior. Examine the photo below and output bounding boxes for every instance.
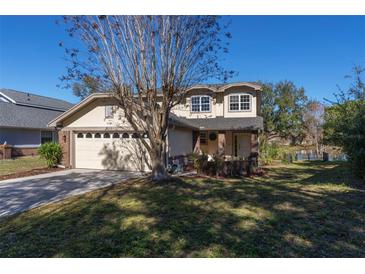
[168,127,193,157]
[63,97,135,130]
[172,86,259,119]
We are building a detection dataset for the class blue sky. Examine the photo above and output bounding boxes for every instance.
[0,16,364,104]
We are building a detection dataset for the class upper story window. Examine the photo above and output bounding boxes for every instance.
[105,105,114,118]
[229,94,251,111]
[191,96,211,113]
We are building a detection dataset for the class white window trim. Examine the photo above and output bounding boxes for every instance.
[190,95,212,113]
[105,105,114,118]
[40,130,54,144]
[228,93,252,112]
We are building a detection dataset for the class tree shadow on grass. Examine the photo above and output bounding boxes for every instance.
[0,163,364,257]
[263,161,364,189]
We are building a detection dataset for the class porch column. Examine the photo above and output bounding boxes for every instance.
[193,130,200,153]
[218,131,226,156]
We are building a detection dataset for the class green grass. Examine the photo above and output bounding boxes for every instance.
[0,156,47,176]
[0,161,364,257]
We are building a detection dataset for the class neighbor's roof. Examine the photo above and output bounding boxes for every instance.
[0,89,74,111]
[0,101,67,130]
[170,114,263,131]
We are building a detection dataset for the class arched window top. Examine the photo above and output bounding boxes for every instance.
[122,133,129,139]
[112,133,120,139]
[94,133,101,138]
[85,133,92,138]
[132,133,140,138]
[103,133,110,138]
[77,133,83,138]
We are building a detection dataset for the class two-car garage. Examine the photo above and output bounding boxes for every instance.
[74,131,150,171]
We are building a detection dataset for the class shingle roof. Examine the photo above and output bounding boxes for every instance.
[0,89,74,111]
[188,81,261,91]
[0,101,66,129]
[170,114,263,131]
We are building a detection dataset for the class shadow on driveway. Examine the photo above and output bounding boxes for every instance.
[0,169,142,218]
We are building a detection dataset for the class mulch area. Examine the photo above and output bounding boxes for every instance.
[0,167,63,181]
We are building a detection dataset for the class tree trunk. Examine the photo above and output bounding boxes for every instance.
[151,157,168,181]
[150,144,168,181]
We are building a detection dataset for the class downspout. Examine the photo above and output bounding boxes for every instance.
[165,124,175,167]
[257,129,261,167]
[165,129,168,167]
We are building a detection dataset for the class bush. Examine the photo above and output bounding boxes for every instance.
[38,142,62,168]
[209,154,225,177]
[192,152,208,174]
[260,138,301,165]
[259,139,279,165]
[189,152,226,176]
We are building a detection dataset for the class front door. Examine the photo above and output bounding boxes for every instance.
[233,133,251,159]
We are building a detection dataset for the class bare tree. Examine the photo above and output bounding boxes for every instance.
[303,100,324,154]
[60,16,232,180]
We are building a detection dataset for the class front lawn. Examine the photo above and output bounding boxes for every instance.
[0,156,47,177]
[0,161,364,257]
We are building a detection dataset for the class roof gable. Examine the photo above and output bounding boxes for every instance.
[0,89,74,111]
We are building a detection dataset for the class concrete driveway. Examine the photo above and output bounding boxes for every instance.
[0,169,143,218]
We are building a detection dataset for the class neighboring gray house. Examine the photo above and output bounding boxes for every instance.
[0,89,73,157]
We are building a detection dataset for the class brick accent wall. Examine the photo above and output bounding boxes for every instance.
[0,145,12,159]
[58,130,71,167]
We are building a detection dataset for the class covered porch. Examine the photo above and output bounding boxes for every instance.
[192,130,259,160]
[167,115,263,175]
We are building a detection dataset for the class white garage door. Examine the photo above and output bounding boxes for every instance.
[74,132,150,171]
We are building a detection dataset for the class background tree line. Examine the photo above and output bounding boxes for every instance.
[323,66,365,180]
[259,81,324,159]
[259,67,364,180]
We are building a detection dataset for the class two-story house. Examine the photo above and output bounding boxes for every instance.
[48,82,263,171]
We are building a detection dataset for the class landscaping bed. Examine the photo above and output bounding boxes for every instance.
[0,167,62,181]
[0,156,61,181]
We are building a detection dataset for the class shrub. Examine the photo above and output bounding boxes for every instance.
[38,142,62,168]
[192,152,208,174]
[281,152,294,164]
[259,139,279,165]
[211,154,225,177]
